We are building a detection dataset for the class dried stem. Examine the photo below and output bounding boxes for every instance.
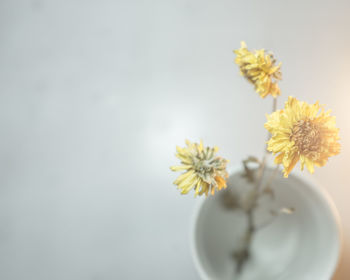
[273,96,277,112]
[233,97,279,275]
[263,164,280,192]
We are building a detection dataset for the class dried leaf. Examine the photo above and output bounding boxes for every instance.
[262,186,275,199]
[241,156,261,183]
[280,207,295,214]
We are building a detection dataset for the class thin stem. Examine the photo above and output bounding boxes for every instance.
[234,209,255,274]
[258,97,278,187]
[257,97,277,191]
[255,154,267,192]
[262,164,280,194]
[234,97,279,275]
[273,97,277,112]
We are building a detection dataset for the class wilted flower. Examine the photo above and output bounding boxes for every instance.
[265,96,340,177]
[170,140,229,196]
[234,41,282,98]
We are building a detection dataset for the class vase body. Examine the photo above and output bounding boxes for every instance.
[191,166,342,280]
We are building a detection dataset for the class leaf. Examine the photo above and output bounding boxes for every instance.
[241,156,261,183]
[262,186,275,199]
[280,207,295,214]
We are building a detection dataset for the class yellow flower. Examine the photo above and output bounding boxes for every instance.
[170,140,229,196]
[234,41,282,98]
[265,96,340,177]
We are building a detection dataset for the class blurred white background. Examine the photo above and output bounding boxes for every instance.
[1,0,350,279]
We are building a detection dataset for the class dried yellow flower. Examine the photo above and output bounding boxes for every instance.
[170,140,229,196]
[265,96,340,177]
[234,41,282,98]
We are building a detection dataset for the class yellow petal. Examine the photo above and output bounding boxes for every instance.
[178,173,197,189]
[305,158,315,174]
[283,153,299,178]
[170,165,192,171]
[174,170,195,185]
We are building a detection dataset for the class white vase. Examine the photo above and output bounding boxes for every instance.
[190,166,342,280]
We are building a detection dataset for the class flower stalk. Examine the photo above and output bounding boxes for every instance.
[170,41,341,277]
[233,97,278,274]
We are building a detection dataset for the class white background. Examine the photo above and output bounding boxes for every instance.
[1,0,350,279]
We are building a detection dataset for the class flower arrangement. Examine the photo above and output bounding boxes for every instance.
[170,42,341,274]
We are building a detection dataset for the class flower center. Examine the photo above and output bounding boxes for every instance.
[194,159,214,175]
[291,119,321,158]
